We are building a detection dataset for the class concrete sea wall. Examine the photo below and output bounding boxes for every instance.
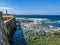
[4,16,16,37]
[0,12,10,45]
[4,16,16,45]
[0,12,16,45]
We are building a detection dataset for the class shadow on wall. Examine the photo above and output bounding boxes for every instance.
[12,21,27,45]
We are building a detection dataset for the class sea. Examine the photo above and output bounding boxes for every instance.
[14,15,60,27]
[12,15,60,45]
[14,15,60,21]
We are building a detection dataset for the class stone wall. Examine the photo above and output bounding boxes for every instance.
[0,12,16,45]
[4,17,16,36]
[0,12,10,45]
[4,17,16,45]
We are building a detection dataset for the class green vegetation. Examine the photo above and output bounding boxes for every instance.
[24,30,60,45]
[21,19,60,45]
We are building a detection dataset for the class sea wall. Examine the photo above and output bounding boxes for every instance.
[0,12,10,45]
[0,12,16,45]
[4,16,16,37]
[4,16,16,45]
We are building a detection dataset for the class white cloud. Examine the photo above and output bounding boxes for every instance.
[0,6,13,13]
[31,11,47,14]
[0,3,22,14]
[0,6,22,14]
[0,6,13,10]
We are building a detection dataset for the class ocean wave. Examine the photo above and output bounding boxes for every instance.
[16,18,25,19]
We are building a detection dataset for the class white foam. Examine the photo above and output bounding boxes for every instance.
[57,28,60,30]
[16,18,25,19]
[49,25,53,27]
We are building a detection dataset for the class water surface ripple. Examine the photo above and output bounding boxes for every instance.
[12,21,26,45]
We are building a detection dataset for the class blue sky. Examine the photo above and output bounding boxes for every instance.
[0,0,60,15]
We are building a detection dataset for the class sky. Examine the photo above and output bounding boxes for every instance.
[0,0,60,15]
